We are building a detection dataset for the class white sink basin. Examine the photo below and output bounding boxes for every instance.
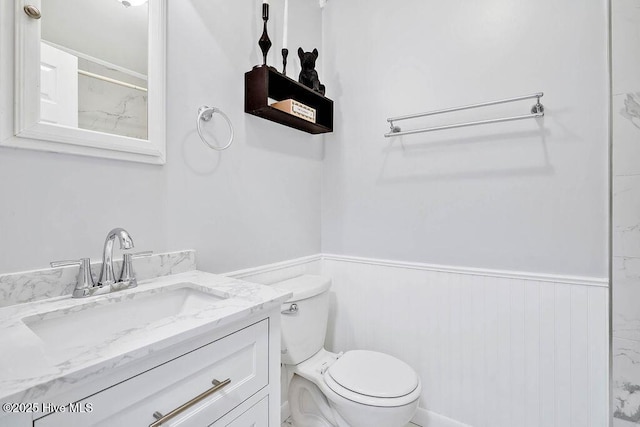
[22,284,225,355]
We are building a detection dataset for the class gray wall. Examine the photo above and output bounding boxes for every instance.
[0,0,323,275]
[1,0,610,280]
[321,0,609,278]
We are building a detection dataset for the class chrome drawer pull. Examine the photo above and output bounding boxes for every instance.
[149,378,231,427]
[282,303,298,315]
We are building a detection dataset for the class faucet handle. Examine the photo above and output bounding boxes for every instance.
[51,258,96,298]
[129,251,153,259]
[119,251,153,288]
[51,259,84,268]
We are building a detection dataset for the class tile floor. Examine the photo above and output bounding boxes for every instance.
[281,418,419,426]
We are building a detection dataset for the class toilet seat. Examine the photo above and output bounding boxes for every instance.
[323,350,421,408]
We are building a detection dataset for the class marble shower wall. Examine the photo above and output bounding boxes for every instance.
[77,58,148,140]
[613,0,640,424]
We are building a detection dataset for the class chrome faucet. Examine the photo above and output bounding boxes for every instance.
[98,228,134,287]
[51,228,152,298]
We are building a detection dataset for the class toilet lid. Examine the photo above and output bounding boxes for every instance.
[326,350,419,399]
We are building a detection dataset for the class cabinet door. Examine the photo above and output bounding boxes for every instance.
[34,320,268,426]
[212,397,269,427]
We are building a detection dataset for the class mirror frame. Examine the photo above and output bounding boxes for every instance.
[5,0,166,164]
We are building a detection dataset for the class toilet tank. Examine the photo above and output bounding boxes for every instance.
[273,275,332,365]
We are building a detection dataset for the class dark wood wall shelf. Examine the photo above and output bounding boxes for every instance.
[245,66,334,134]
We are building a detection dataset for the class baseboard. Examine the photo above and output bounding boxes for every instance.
[321,253,608,288]
[281,401,290,423]
[280,404,468,427]
[411,407,471,427]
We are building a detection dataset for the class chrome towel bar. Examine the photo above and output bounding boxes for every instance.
[385,92,544,138]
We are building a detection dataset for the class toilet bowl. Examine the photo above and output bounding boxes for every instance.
[274,275,421,427]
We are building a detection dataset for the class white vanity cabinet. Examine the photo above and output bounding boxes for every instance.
[30,318,279,427]
[0,269,289,427]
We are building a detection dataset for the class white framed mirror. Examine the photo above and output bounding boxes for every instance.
[5,0,166,164]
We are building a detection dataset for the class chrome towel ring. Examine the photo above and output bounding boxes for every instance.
[197,106,234,151]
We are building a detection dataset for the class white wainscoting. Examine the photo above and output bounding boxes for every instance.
[227,254,609,427]
[322,255,609,427]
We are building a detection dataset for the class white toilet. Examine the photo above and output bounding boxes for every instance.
[274,275,421,427]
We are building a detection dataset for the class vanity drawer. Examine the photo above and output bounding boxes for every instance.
[34,319,269,427]
[210,396,269,427]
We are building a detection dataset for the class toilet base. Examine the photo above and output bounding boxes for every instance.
[286,350,419,427]
[288,374,349,427]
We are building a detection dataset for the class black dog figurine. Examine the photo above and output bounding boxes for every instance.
[298,48,325,96]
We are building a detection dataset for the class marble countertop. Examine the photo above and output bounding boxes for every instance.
[0,270,291,404]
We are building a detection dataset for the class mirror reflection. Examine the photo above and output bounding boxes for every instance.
[39,0,149,140]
